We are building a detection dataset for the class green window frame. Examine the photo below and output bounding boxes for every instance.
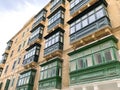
[40,61,62,80]
[39,58,62,90]
[16,70,36,90]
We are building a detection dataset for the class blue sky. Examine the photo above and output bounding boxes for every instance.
[0,0,50,60]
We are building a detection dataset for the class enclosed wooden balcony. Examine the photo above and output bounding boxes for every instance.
[44,42,63,60]
[50,0,65,13]
[22,43,40,68]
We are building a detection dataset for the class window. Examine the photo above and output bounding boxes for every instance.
[4,79,10,90]
[48,10,64,26]
[40,61,62,80]
[51,0,60,8]
[10,50,14,57]
[69,40,117,72]
[23,45,40,65]
[4,65,9,73]
[77,58,84,69]
[70,0,89,14]
[24,46,40,60]
[34,9,47,24]
[10,78,15,87]
[18,44,21,52]
[17,57,21,64]
[104,49,114,62]
[70,61,76,72]
[94,52,102,65]
[86,55,93,67]
[30,26,43,40]
[70,4,108,34]
[17,70,36,87]
[22,41,26,48]
[22,32,25,37]
[45,32,63,48]
[12,61,17,70]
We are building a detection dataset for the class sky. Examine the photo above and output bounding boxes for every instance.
[0,0,50,60]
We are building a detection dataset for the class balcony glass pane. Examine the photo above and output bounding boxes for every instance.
[77,58,84,69]
[70,61,76,72]
[86,55,93,67]
[88,14,96,23]
[82,18,88,27]
[96,9,104,19]
[94,52,102,65]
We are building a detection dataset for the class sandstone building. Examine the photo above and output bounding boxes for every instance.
[0,0,120,90]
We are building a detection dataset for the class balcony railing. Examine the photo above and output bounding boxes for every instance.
[70,61,120,85]
[50,0,65,12]
[44,42,63,56]
[28,33,42,45]
[70,0,89,15]
[32,17,45,29]
[48,18,64,31]
[22,55,39,66]
[70,16,111,43]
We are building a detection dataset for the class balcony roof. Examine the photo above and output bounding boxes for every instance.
[67,0,107,24]
[44,27,64,39]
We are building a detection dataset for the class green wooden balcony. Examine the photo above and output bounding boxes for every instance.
[70,61,120,85]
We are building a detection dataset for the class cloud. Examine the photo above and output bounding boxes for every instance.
[0,0,50,12]
[0,0,50,60]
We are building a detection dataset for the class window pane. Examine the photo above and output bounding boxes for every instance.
[94,52,102,64]
[55,36,59,43]
[88,14,96,24]
[96,9,104,19]
[104,49,113,61]
[51,68,56,77]
[75,0,79,5]
[40,72,43,80]
[77,58,84,69]
[70,26,75,34]
[86,56,93,67]
[82,19,88,27]
[43,71,47,79]
[47,69,51,78]
[70,2,74,8]
[76,22,81,31]
[70,61,76,72]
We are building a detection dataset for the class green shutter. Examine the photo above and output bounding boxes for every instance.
[4,79,10,90]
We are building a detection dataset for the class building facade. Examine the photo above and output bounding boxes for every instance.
[0,0,120,90]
